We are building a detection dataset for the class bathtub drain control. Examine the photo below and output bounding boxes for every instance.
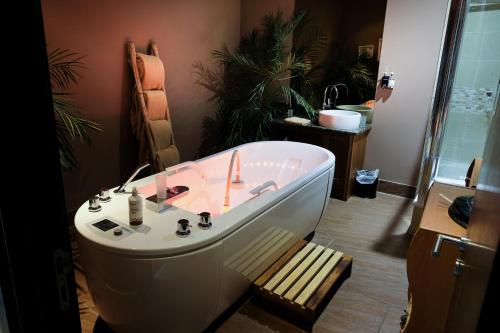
[176,219,191,237]
[99,188,111,203]
[88,195,102,212]
[198,212,212,229]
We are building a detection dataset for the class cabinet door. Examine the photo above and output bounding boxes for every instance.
[328,135,350,199]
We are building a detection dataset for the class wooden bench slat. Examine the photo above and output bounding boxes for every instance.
[284,248,335,301]
[296,251,343,306]
[263,242,317,291]
[243,232,295,277]
[235,229,289,273]
[273,245,325,296]
[305,256,351,310]
[252,240,353,331]
[254,240,307,288]
[227,227,280,269]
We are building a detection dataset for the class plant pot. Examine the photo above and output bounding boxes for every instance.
[336,105,374,124]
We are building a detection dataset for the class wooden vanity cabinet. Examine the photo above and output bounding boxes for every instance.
[273,120,370,201]
[402,182,474,333]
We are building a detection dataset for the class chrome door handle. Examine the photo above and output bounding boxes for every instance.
[454,258,464,277]
[431,234,470,257]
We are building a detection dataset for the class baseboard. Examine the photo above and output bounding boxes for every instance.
[378,179,416,198]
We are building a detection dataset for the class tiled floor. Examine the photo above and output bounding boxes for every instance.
[74,192,412,333]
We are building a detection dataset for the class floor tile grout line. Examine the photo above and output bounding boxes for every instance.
[376,304,393,333]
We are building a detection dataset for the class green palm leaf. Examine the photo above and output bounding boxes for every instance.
[48,48,101,171]
[48,48,85,90]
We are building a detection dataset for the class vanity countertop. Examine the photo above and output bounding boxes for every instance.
[275,119,371,135]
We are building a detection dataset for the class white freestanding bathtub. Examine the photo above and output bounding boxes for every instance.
[75,141,335,333]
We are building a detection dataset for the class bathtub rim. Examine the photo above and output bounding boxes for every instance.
[74,141,335,257]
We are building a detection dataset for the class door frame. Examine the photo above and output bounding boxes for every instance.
[0,1,81,331]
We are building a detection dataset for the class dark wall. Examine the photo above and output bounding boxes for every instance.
[339,0,387,62]
[296,0,386,61]
[295,0,387,104]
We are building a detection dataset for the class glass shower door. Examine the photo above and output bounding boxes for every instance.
[435,0,500,185]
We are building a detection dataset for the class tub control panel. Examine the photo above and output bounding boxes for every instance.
[89,217,134,241]
[93,219,119,231]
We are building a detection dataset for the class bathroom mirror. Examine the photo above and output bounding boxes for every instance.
[293,0,387,109]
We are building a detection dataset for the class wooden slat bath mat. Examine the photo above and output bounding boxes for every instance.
[253,239,352,331]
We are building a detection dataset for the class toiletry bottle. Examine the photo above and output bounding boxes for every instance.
[129,186,143,226]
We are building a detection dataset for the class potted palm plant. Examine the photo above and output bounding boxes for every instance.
[195,10,326,156]
[48,48,101,171]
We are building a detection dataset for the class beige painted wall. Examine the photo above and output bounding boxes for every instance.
[42,0,241,211]
[365,0,450,186]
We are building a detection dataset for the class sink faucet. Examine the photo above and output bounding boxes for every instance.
[114,162,150,193]
[224,150,241,207]
[331,83,348,108]
[323,83,349,109]
[323,85,335,109]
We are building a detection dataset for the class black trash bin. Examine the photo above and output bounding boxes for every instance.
[354,169,379,198]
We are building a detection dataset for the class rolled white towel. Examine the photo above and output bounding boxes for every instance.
[284,117,311,126]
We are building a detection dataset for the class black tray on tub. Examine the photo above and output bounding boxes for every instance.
[145,185,189,205]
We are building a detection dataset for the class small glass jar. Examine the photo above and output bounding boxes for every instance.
[155,172,168,199]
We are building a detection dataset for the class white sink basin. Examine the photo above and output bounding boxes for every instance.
[319,110,361,130]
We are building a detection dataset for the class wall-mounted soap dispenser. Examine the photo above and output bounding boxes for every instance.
[381,72,389,87]
[388,72,395,88]
[381,72,395,89]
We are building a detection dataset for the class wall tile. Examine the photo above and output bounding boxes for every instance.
[464,9,485,33]
[474,60,500,88]
[479,31,500,61]
[454,60,477,87]
[460,32,481,60]
[484,7,500,32]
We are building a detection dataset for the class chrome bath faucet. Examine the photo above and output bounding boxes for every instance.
[114,162,150,193]
[224,150,241,207]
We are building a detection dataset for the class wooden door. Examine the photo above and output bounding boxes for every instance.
[445,99,500,332]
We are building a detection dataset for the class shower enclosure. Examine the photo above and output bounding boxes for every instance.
[413,0,500,228]
[436,0,500,184]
